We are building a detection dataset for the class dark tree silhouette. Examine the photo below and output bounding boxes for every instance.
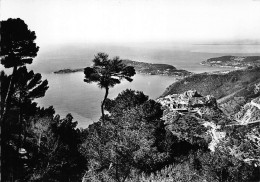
[0,18,39,124]
[80,90,168,181]
[84,53,136,123]
[13,67,48,148]
[26,114,86,182]
[1,68,48,181]
[1,67,48,136]
[12,66,49,105]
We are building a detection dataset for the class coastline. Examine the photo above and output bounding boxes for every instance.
[200,62,246,69]
[53,68,189,80]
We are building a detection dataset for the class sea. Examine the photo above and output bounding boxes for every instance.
[3,43,260,128]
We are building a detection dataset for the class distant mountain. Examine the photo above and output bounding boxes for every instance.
[54,59,192,77]
[162,67,260,116]
[201,56,260,68]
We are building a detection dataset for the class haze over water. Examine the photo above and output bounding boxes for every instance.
[31,43,260,128]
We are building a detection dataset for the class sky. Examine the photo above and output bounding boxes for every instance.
[1,0,260,46]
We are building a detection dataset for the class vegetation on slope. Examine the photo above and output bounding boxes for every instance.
[162,67,260,116]
[201,55,260,68]
[54,59,191,77]
[122,59,191,76]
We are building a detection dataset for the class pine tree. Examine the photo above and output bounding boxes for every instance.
[84,53,135,123]
[1,18,39,124]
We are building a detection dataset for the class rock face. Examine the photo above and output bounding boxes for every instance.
[220,124,260,166]
[217,95,260,166]
[233,82,260,124]
[255,82,260,94]
[202,122,226,151]
[157,90,228,151]
[234,97,260,125]
[157,90,217,112]
[159,90,260,165]
[162,67,260,117]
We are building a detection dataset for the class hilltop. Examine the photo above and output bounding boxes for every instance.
[122,60,191,77]
[201,55,260,68]
[157,90,230,151]
[162,67,260,116]
[54,59,192,77]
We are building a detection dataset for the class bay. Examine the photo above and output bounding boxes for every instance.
[11,43,260,128]
[36,73,176,128]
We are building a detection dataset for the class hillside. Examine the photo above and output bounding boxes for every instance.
[162,67,260,116]
[157,90,230,151]
[201,55,260,68]
[54,59,192,77]
[218,96,260,166]
[234,97,260,124]
[158,90,260,165]
[122,60,191,76]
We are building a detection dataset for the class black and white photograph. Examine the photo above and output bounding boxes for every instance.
[1,0,260,181]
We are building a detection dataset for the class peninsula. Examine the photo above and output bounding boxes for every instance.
[54,59,192,77]
[201,56,260,68]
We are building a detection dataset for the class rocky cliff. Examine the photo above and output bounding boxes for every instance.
[218,112,260,166]
[157,90,229,151]
[234,97,260,124]
[158,90,260,166]
[219,95,260,166]
[162,67,260,117]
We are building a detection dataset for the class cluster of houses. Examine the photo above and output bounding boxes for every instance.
[157,90,217,112]
[157,90,225,152]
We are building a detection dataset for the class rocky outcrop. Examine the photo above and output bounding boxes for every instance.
[159,90,260,165]
[217,122,260,166]
[157,90,228,151]
[162,67,260,117]
[202,122,226,151]
[254,82,260,94]
[217,96,260,166]
[234,97,260,125]
[157,90,217,112]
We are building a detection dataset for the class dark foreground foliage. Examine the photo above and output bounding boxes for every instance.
[1,70,86,181]
[80,89,260,182]
[2,73,259,181]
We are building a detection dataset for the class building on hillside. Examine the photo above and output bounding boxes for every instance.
[157,90,214,112]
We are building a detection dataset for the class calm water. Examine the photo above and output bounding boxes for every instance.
[6,43,260,128]
[36,73,176,128]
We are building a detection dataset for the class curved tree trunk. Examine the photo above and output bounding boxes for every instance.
[1,66,17,124]
[18,95,23,152]
[1,66,17,182]
[101,87,109,124]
